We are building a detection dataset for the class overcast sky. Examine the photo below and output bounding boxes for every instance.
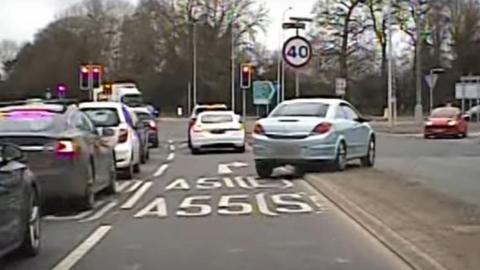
[0,0,316,50]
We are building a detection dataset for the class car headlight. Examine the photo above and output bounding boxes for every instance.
[448,120,457,126]
[425,121,433,126]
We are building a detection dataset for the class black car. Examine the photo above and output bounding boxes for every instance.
[132,107,159,148]
[0,143,41,258]
[0,103,117,210]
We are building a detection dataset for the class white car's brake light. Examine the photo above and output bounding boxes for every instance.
[311,122,332,135]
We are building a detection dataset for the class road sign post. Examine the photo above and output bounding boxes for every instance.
[335,78,346,97]
[282,35,312,99]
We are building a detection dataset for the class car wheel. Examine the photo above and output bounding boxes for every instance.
[191,147,200,155]
[16,188,41,257]
[360,138,375,167]
[134,163,141,173]
[333,141,347,171]
[105,161,117,195]
[255,161,274,178]
[123,163,134,179]
[152,141,159,149]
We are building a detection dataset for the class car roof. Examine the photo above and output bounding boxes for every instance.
[281,98,344,106]
[0,104,67,113]
[197,110,236,116]
[79,102,123,109]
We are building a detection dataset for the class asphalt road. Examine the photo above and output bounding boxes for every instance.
[1,118,410,270]
[376,133,480,206]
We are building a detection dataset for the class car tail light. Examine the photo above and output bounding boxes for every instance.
[118,128,129,143]
[311,122,332,135]
[149,120,157,130]
[253,123,265,135]
[55,140,76,154]
[189,118,196,129]
[192,125,203,132]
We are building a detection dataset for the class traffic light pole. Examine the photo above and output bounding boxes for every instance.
[242,89,246,122]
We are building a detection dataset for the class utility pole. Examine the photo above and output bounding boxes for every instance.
[387,0,394,128]
[414,4,423,122]
[231,24,235,112]
[193,22,198,106]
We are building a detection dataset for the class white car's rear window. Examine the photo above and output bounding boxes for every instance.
[271,103,329,117]
[201,114,234,124]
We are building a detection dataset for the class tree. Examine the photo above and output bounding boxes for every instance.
[0,39,20,80]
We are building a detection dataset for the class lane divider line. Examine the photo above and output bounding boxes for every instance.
[166,153,175,162]
[51,225,112,270]
[153,164,169,177]
[115,181,131,193]
[127,180,143,193]
[79,201,118,223]
[121,182,154,210]
[169,144,175,151]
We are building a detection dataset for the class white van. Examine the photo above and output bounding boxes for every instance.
[111,83,143,107]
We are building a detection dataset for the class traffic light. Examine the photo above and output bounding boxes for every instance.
[240,64,252,89]
[91,65,102,88]
[80,65,90,90]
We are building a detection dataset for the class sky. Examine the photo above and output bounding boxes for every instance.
[0,0,317,50]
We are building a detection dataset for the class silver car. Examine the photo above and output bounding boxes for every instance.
[252,98,375,177]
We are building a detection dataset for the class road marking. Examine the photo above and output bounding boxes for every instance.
[168,139,173,144]
[197,177,222,190]
[79,200,118,223]
[218,162,248,175]
[169,144,175,151]
[121,182,154,210]
[234,176,253,189]
[271,193,313,213]
[43,200,105,221]
[153,164,169,177]
[255,193,278,216]
[223,177,235,188]
[116,181,132,193]
[166,153,175,162]
[165,178,190,191]
[127,180,143,193]
[134,197,168,218]
[51,225,112,270]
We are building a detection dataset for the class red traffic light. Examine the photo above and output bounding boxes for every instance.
[81,66,89,73]
[240,63,252,89]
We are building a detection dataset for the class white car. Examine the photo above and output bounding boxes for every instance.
[79,102,142,178]
[190,111,245,154]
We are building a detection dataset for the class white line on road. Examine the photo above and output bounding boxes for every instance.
[166,153,175,162]
[121,182,154,210]
[79,201,118,223]
[169,144,175,151]
[127,180,143,193]
[51,225,112,270]
[116,181,131,193]
[168,139,173,144]
[43,200,105,221]
[153,164,169,177]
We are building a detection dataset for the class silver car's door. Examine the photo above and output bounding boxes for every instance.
[333,106,358,159]
[340,104,370,157]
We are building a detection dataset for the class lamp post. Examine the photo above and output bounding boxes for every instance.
[277,7,293,103]
[428,67,445,113]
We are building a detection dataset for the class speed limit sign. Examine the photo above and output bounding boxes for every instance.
[282,36,312,68]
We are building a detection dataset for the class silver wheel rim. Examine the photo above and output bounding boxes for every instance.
[369,141,375,164]
[338,144,347,169]
[29,203,40,249]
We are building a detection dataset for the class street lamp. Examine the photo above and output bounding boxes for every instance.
[277,7,293,104]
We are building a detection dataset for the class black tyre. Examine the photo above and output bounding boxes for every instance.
[255,161,274,178]
[191,147,200,155]
[16,187,41,257]
[235,145,246,153]
[123,163,134,179]
[360,137,375,167]
[333,142,347,171]
[133,163,141,173]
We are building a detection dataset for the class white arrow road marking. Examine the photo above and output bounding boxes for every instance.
[79,200,118,223]
[52,225,112,270]
[218,162,248,175]
[153,164,169,177]
[121,182,153,210]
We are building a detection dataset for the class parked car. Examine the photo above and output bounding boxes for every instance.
[129,108,150,164]
[132,107,159,148]
[0,103,116,210]
[79,102,142,179]
[190,111,245,154]
[252,98,375,178]
[424,106,468,138]
[187,104,229,148]
[0,143,41,258]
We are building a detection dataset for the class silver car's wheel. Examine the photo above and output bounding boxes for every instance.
[333,142,347,171]
[360,138,375,167]
[17,188,41,256]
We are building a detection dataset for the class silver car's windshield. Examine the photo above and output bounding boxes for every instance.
[0,112,59,132]
[82,108,120,127]
[271,103,329,117]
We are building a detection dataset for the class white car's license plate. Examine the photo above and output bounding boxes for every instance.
[276,144,300,155]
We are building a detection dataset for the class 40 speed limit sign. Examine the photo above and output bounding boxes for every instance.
[282,36,312,68]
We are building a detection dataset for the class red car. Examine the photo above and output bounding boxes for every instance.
[424,106,468,138]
